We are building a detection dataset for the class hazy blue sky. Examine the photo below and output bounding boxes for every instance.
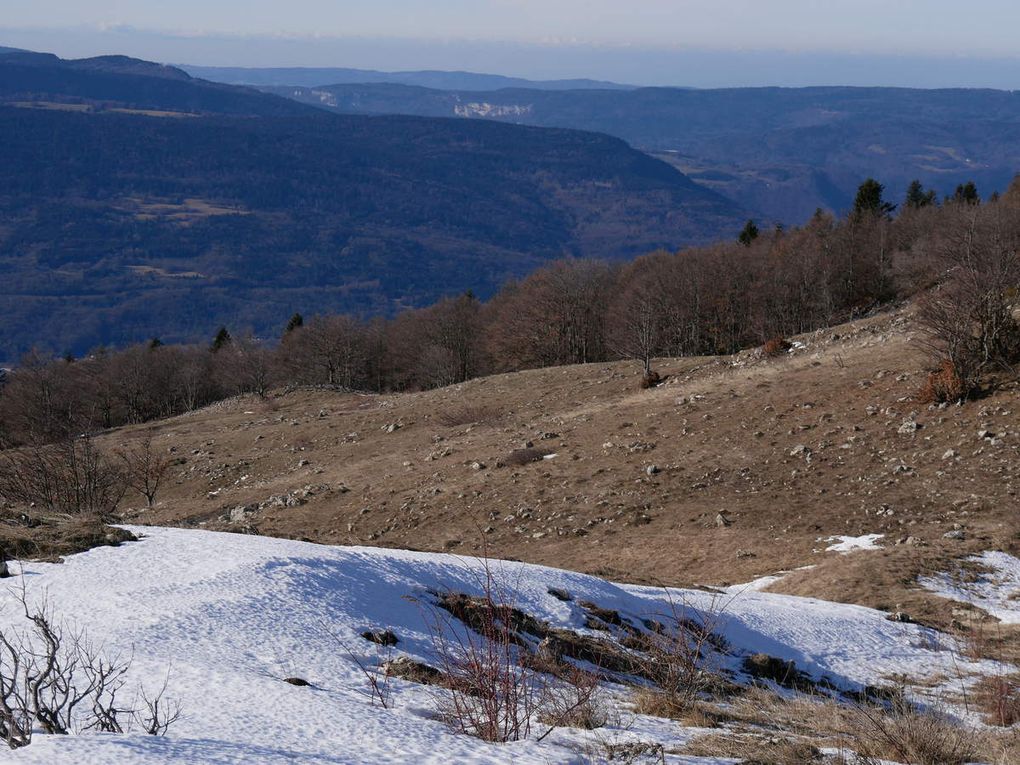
[4,1,1020,87]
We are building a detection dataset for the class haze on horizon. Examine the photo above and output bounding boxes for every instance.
[3,0,1020,89]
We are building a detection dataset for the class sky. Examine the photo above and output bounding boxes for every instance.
[3,1,1020,88]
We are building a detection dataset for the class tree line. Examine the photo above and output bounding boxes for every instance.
[2,176,1019,449]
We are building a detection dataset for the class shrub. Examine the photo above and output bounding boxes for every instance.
[0,591,180,749]
[538,666,608,731]
[115,431,172,508]
[975,674,1020,727]
[421,565,545,743]
[763,337,792,358]
[916,359,967,404]
[640,370,662,389]
[841,695,979,765]
[630,595,726,719]
[0,437,126,517]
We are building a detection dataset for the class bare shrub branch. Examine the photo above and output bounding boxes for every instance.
[115,431,172,508]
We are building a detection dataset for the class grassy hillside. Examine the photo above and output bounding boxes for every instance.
[99,307,1019,650]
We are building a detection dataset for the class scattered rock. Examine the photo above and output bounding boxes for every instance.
[382,657,445,686]
[229,504,259,523]
[716,512,733,528]
[361,629,399,647]
[283,677,310,687]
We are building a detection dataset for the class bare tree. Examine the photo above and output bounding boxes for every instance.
[0,593,131,747]
[609,263,666,379]
[134,668,183,736]
[116,431,172,508]
[916,203,1020,398]
[0,436,126,517]
[214,333,273,398]
[419,563,546,743]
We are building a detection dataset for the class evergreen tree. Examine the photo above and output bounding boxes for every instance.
[738,219,760,247]
[149,337,163,350]
[953,181,980,205]
[905,180,937,210]
[284,313,304,335]
[211,327,232,353]
[853,178,896,217]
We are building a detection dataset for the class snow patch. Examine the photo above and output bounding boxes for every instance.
[919,551,1020,625]
[822,533,884,554]
[0,527,995,763]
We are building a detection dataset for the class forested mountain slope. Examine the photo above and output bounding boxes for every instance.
[0,51,744,360]
[271,82,1020,222]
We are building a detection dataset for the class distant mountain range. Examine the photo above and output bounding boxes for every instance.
[180,65,633,92]
[0,50,743,360]
[216,75,1020,223]
[0,48,312,116]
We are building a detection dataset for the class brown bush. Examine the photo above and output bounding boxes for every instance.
[0,437,126,518]
[841,696,979,765]
[975,674,1020,727]
[421,567,546,743]
[538,666,608,731]
[640,370,662,389]
[763,337,792,358]
[916,359,967,404]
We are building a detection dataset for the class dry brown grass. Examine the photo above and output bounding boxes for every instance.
[82,307,1017,636]
[684,732,823,764]
[974,674,1020,727]
[685,685,1019,765]
[0,508,136,562]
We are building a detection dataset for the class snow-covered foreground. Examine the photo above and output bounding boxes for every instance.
[920,551,1020,626]
[0,528,997,764]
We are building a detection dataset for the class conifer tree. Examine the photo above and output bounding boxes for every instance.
[738,219,760,247]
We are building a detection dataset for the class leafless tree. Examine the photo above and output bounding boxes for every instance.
[215,333,273,398]
[134,667,183,735]
[609,263,666,377]
[0,592,131,748]
[916,203,1020,398]
[419,562,546,743]
[116,431,172,508]
[0,436,126,517]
